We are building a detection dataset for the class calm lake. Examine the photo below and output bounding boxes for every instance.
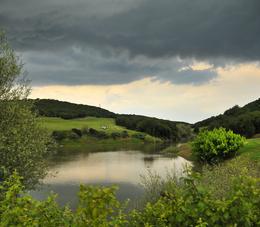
[31,150,191,209]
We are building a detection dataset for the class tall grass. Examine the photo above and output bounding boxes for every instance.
[140,155,260,204]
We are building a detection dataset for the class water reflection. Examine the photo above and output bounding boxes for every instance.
[143,156,155,168]
[32,150,191,208]
[45,151,190,184]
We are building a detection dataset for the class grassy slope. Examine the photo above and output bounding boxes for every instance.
[39,117,161,150]
[238,138,260,160]
[175,138,260,162]
[40,117,154,136]
[40,117,124,133]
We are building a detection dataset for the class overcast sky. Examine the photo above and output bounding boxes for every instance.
[1,0,260,123]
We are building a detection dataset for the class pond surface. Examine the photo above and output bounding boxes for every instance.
[31,150,191,209]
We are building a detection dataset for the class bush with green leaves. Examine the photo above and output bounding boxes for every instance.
[121,130,129,138]
[132,133,146,140]
[52,130,68,141]
[111,131,129,139]
[0,170,259,226]
[111,132,121,139]
[81,127,89,135]
[0,173,128,227]
[192,128,245,163]
[88,128,109,139]
[71,128,82,137]
[130,171,260,227]
[0,32,51,189]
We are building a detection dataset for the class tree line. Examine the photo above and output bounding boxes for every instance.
[33,99,116,119]
[115,114,193,141]
[32,99,194,142]
[194,99,260,138]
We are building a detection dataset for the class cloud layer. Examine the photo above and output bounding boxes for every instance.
[1,0,260,86]
[2,0,260,60]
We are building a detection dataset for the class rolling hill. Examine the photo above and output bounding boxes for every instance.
[33,99,116,119]
[32,99,193,141]
[194,98,260,137]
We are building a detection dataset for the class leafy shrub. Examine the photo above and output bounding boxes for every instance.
[132,133,146,140]
[52,130,80,141]
[192,128,245,164]
[1,171,259,226]
[52,130,68,141]
[131,172,260,227]
[111,131,129,139]
[81,127,89,135]
[121,130,129,138]
[0,33,53,189]
[68,131,80,140]
[0,173,128,226]
[71,128,82,137]
[88,128,109,139]
[111,132,121,139]
[52,128,111,141]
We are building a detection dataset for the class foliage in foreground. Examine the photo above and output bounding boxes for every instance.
[199,156,260,199]
[192,128,245,164]
[0,173,128,227]
[133,173,259,227]
[0,170,259,227]
[0,32,51,189]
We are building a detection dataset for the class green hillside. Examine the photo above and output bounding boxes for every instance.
[39,116,162,153]
[239,138,260,160]
[33,99,115,119]
[33,99,193,141]
[194,98,260,138]
[116,114,193,141]
[41,117,132,134]
[39,117,158,141]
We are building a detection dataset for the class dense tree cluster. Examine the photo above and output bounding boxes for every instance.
[33,99,116,119]
[194,98,260,138]
[115,114,191,141]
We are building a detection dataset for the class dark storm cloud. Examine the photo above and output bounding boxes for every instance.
[0,0,258,85]
[22,48,216,85]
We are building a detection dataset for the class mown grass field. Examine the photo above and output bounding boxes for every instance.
[39,117,160,142]
[40,117,124,133]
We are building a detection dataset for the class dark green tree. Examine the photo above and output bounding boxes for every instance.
[0,32,51,189]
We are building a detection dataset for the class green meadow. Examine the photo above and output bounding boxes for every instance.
[40,117,158,139]
[39,117,161,153]
[238,138,260,160]
[40,117,126,133]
